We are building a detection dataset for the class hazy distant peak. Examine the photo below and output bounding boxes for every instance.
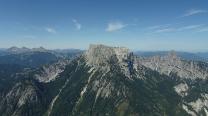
[7,46,48,54]
[32,47,47,52]
[8,46,30,53]
[8,46,20,51]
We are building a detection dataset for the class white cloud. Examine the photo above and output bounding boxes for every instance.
[182,9,207,17]
[72,19,81,30]
[106,21,127,32]
[45,27,56,34]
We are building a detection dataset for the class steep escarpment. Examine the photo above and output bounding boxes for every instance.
[85,44,135,78]
[85,44,129,66]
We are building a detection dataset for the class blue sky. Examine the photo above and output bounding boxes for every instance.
[0,0,208,51]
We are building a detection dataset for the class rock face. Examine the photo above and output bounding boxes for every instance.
[174,83,189,97]
[138,51,208,79]
[1,44,208,116]
[35,59,70,83]
[85,44,129,67]
[0,81,45,116]
[85,44,135,78]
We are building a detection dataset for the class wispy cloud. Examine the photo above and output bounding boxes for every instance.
[147,24,175,33]
[182,9,207,17]
[177,24,203,31]
[72,19,81,30]
[106,21,127,32]
[197,27,208,32]
[147,24,171,30]
[155,28,175,33]
[45,27,56,34]
[148,23,205,33]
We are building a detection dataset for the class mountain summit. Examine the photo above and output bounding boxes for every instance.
[85,44,135,78]
[85,44,129,66]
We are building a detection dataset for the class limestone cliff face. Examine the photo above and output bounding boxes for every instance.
[85,44,129,67]
[85,44,136,78]
[35,59,70,83]
[138,51,208,80]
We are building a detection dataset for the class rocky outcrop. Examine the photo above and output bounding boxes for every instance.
[35,59,70,83]
[174,83,189,97]
[183,93,208,116]
[138,51,208,80]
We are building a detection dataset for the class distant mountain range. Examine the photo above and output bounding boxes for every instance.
[134,51,208,62]
[1,47,208,62]
[0,46,83,55]
[0,45,208,116]
[7,46,48,53]
[0,47,83,68]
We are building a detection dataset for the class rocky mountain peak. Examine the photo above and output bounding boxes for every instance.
[85,44,129,67]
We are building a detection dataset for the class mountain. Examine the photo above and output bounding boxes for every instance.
[0,49,7,56]
[137,51,208,79]
[0,52,58,68]
[53,49,84,58]
[196,52,208,59]
[134,51,208,62]
[0,47,82,68]
[6,47,83,57]
[0,44,208,116]
[7,46,48,54]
